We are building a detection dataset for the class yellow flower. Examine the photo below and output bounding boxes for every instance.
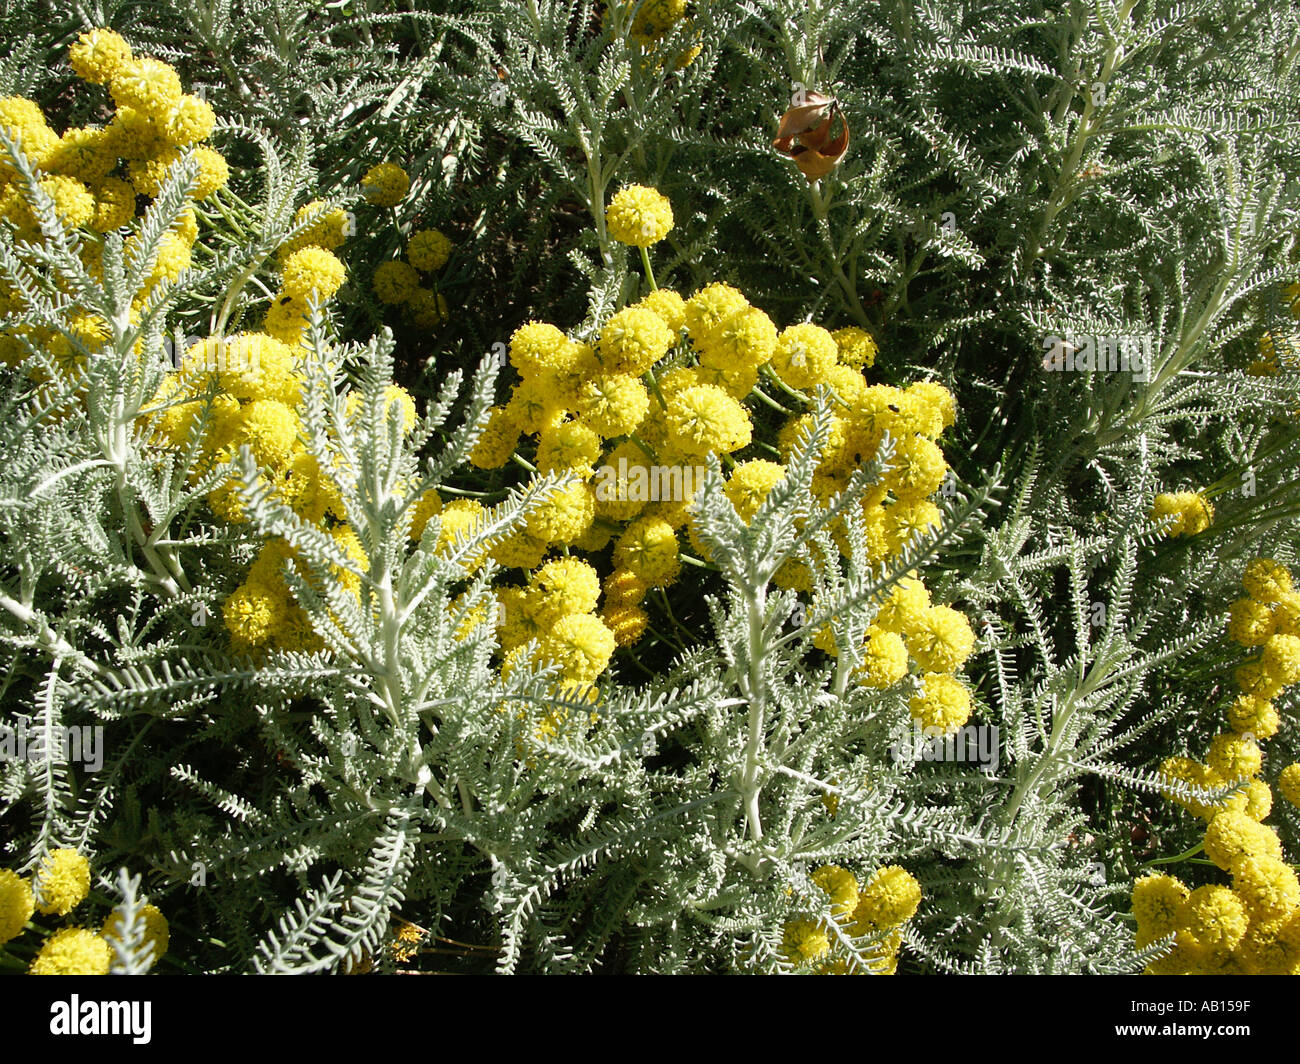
[525,481,595,546]
[905,604,975,673]
[102,903,169,968]
[346,385,418,435]
[406,288,449,329]
[110,58,184,120]
[263,296,311,345]
[598,307,674,376]
[507,376,565,434]
[223,577,288,650]
[91,177,137,232]
[29,927,112,975]
[1279,764,1300,808]
[908,673,972,734]
[229,399,300,469]
[373,260,422,305]
[282,200,350,256]
[191,146,229,199]
[1235,660,1283,701]
[1236,914,1300,975]
[1206,732,1263,781]
[769,323,838,390]
[604,567,648,607]
[780,918,830,966]
[1226,694,1279,740]
[469,406,522,469]
[0,868,34,943]
[361,161,409,206]
[68,28,133,84]
[1132,873,1188,947]
[408,487,443,542]
[576,373,649,439]
[33,849,91,916]
[1231,854,1300,924]
[537,613,616,685]
[696,307,778,369]
[4,175,96,232]
[1227,597,1275,646]
[857,626,909,688]
[1272,592,1300,637]
[605,184,673,246]
[536,420,602,478]
[1202,810,1282,871]
[165,94,216,146]
[663,383,752,457]
[629,0,688,39]
[904,381,957,432]
[1243,558,1293,603]
[1179,885,1248,954]
[1149,491,1213,537]
[408,228,453,272]
[528,557,602,625]
[683,282,749,344]
[509,321,573,379]
[636,288,686,332]
[601,601,649,646]
[1261,633,1300,686]
[851,866,922,934]
[613,515,680,587]
[723,460,785,523]
[886,435,948,502]
[45,126,116,184]
[280,246,346,302]
[831,325,879,369]
[103,105,163,162]
[1157,756,1223,819]
[0,96,58,177]
[1222,778,1273,822]
[812,866,860,921]
[873,574,931,633]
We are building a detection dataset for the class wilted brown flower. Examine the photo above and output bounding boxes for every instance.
[772,90,849,182]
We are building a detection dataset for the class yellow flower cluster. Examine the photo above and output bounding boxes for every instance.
[1133,849,1300,976]
[1248,330,1299,377]
[1149,490,1214,538]
[606,0,701,69]
[1,850,169,973]
[779,864,921,974]
[263,201,349,348]
[1141,558,1300,974]
[207,384,423,655]
[0,31,227,375]
[372,225,453,329]
[145,332,420,655]
[498,558,616,730]
[464,269,970,729]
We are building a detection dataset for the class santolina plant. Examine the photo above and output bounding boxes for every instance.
[0,6,1297,975]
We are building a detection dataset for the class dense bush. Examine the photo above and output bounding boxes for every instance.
[0,0,1298,975]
